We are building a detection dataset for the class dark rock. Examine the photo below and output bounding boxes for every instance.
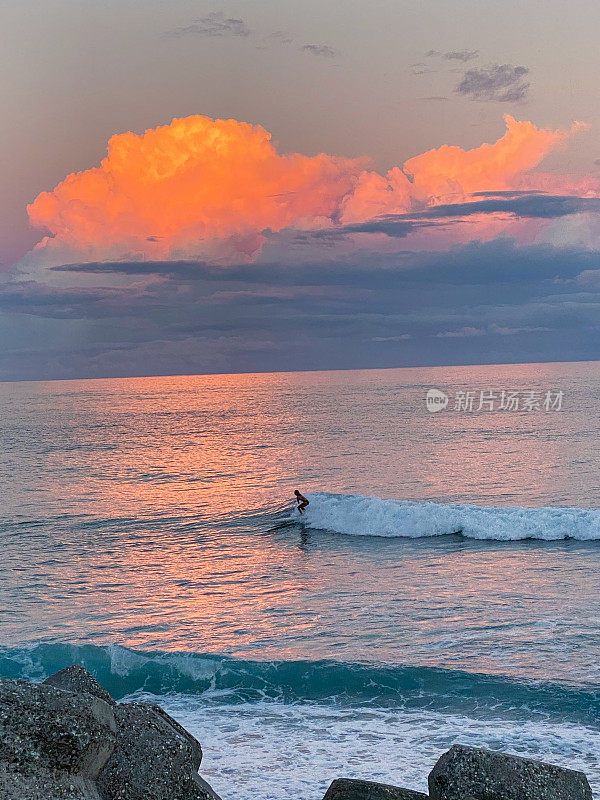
[0,763,102,799]
[324,778,428,800]
[0,678,117,800]
[428,744,592,800]
[97,701,221,800]
[194,772,224,799]
[0,669,222,799]
[44,665,116,707]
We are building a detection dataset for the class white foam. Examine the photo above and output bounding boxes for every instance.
[299,493,600,541]
[156,652,221,683]
[107,644,152,676]
[131,694,600,800]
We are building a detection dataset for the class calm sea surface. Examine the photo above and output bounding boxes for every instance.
[2,362,600,798]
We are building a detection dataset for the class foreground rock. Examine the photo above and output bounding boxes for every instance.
[98,701,219,800]
[428,744,592,800]
[324,745,593,800]
[0,678,117,799]
[1,668,595,800]
[0,668,221,800]
[44,664,116,707]
[324,778,428,800]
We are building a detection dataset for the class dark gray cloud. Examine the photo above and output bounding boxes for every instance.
[395,239,600,286]
[456,64,530,102]
[52,261,217,279]
[5,239,600,380]
[410,194,600,219]
[164,12,250,39]
[0,280,129,318]
[312,219,437,240]
[301,44,339,58]
[444,49,479,62]
[315,195,600,240]
[427,49,479,62]
[471,190,549,197]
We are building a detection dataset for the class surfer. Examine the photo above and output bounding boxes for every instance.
[294,489,309,515]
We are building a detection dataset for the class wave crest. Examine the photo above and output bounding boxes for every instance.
[298,493,600,541]
[1,643,599,725]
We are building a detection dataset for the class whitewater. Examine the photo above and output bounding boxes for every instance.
[3,364,600,798]
[3,643,600,800]
[299,493,600,540]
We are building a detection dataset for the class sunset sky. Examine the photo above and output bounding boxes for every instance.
[3,0,600,380]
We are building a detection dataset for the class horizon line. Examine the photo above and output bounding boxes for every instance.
[1,357,598,387]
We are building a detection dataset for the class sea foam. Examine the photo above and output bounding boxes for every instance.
[299,493,600,541]
[3,643,600,800]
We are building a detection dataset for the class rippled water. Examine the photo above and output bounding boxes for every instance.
[2,363,600,798]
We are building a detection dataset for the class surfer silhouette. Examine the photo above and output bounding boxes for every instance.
[294,489,309,515]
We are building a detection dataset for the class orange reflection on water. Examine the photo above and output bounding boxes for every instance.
[3,364,600,680]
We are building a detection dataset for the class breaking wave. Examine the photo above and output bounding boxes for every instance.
[298,493,600,541]
[1,643,600,724]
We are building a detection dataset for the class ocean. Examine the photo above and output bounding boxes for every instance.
[2,362,600,798]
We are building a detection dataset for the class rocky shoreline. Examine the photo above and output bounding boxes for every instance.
[0,665,593,800]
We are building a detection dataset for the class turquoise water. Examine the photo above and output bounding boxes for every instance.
[2,363,600,798]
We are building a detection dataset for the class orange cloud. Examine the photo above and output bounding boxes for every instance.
[28,114,591,264]
[407,116,586,196]
[28,115,365,263]
[341,116,588,222]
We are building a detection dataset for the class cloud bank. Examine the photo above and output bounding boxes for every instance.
[27,116,365,265]
[27,114,590,269]
[5,239,600,381]
[12,110,600,381]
